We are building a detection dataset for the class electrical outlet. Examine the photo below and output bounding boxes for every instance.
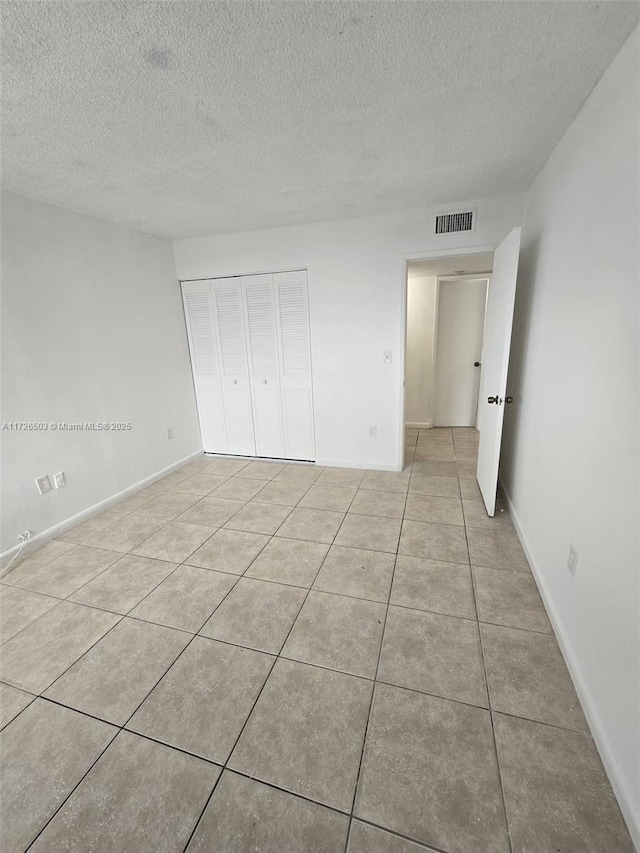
[369,425,377,438]
[167,428,174,440]
[53,471,66,489]
[35,475,51,495]
[567,545,578,577]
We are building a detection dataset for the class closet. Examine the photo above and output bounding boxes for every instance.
[181,270,315,461]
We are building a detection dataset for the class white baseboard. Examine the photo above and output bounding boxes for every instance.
[315,459,400,472]
[405,422,431,429]
[1,450,204,564]
[499,478,639,851]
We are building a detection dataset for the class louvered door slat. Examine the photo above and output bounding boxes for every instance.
[213,287,247,375]
[273,271,315,460]
[277,283,310,376]
[181,282,227,453]
[244,284,279,376]
[184,289,218,376]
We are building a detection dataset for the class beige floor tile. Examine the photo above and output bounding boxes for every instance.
[128,637,274,763]
[456,460,477,477]
[185,528,270,574]
[312,545,395,603]
[399,520,468,563]
[4,545,121,598]
[299,484,357,512]
[235,460,286,480]
[170,472,229,495]
[5,539,76,574]
[459,477,482,500]
[317,467,365,489]
[135,491,202,520]
[467,528,530,571]
[254,479,311,506]
[360,470,410,494]
[378,606,487,706]
[155,470,194,489]
[411,460,458,477]
[277,507,345,544]
[390,556,476,619]
[404,494,464,525]
[413,444,455,461]
[349,489,406,518]
[86,514,165,552]
[473,566,552,633]
[463,498,514,532]
[229,658,372,811]
[246,537,329,587]
[44,617,190,725]
[408,473,460,498]
[131,481,173,500]
[130,565,237,632]
[0,585,59,643]
[70,554,176,614]
[188,771,349,853]
[109,491,155,514]
[273,464,324,485]
[29,731,219,853]
[494,714,633,853]
[210,476,267,501]
[177,496,246,527]
[283,591,386,678]
[335,514,401,553]
[199,578,306,654]
[57,510,125,544]
[132,521,216,563]
[348,821,436,852]
[204,457,251,476]
[0,602,120,694]
[481,623,588,731]
[178,456,213,474]
[355,683,509,853]
[224,501,293,535]
[0,683,35,730]
[0,700,117,853]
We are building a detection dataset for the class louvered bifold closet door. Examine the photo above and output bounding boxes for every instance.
[181,281,228,452]
[211,279,256,456]
[274,271,315,460]
[241,274,285,458]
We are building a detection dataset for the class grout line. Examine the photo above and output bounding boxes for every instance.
[474,568,515,853]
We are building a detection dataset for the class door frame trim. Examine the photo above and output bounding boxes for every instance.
[398,244,496,472]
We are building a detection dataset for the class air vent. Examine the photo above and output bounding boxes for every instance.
[435,209,475,234]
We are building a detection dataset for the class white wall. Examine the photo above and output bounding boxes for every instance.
[501,28,639,845]
[405,272,436,427]
[1,191,202,553]
[174,196,522,470]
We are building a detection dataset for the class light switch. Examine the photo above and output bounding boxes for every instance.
[384,350,392,364]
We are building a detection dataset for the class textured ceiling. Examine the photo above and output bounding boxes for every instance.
[2,2,638,239]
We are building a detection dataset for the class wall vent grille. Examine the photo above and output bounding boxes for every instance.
[435,210,475,234]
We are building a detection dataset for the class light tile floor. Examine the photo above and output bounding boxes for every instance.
[0,428,633,852]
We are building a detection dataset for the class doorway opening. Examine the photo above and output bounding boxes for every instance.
[401,228,522,517]
[404,252,493,434]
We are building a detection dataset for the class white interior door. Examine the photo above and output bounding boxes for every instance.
[211,280,256,456]
[477,227,522,515]
[433,277,488,427]
[242,274,285,458]
[181,282,228,453]
[274,271,315,460]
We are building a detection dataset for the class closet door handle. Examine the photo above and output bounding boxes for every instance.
[231,380,237,385]
[262,379,267,385]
